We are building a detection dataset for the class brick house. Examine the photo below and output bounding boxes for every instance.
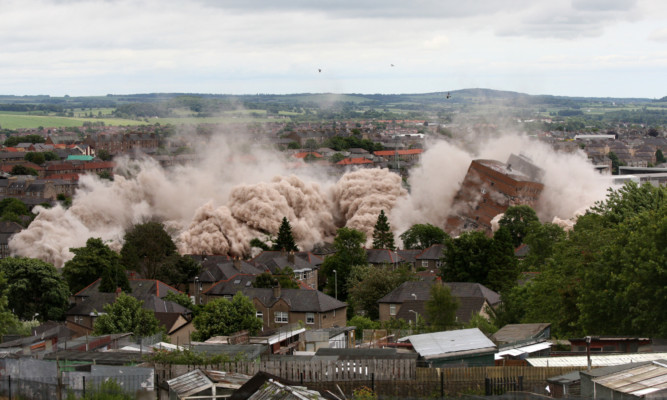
[203,285,347,332]
[250,251,321,290]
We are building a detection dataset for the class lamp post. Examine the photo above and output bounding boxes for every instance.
[333,269,337,300]
[194,277,199,304]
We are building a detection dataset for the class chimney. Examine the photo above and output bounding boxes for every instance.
[273,284,281,299]
[233,257,241,271]
[287,251,295,263]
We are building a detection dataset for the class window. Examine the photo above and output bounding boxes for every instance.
[306,312,315,324]
[421,260,429,268]
[256,311,263,320]
[389,304,396,316]
[275,311,288,323]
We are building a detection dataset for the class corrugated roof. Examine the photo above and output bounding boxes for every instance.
[592,361,667,397]
[495,342,551,360]
[527,353,667,367]
[399,328,496,360]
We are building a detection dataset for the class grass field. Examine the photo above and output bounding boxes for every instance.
[0,113,146,130]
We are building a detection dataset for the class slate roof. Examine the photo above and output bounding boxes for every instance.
[67,293,191,318]
[366,249,404,265]
[396,249,421,264]
[378,281,501,307]
[196,260,266,283]
[237,288,346,313]
[203,274,256,295]
[415,244,445,260]
[75,278,181,299]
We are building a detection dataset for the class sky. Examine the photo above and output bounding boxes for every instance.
[1,0,666,98]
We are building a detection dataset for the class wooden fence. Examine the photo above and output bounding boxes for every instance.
[155,361,585,398]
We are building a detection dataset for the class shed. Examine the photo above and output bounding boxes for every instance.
[398,328,497,367]
[580,360,667,399]
[167,369,251,400]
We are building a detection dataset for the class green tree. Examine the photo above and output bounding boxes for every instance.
[97,149,112,161]
[24,152,45,165]
[43,151,59,161]
[272,217,299,252]
[498,205,539,247]
[253,267,300,289]
[0,257,69,321]
[329,153,345,163]
[607,151,624,175]
[4,134,45,147]
[164,291,199,316]
[656,149,666,164]
[191,292,263,341]
[321,228,367,301]
[97,171,113,181]
[399,223,447,250]
[120,221,177,280]
[10,165,38,176]
[372,210,395,250]
[441,231,493,284]
[63,238,130,294]
[0,197,29,217]
[521,222,566,269]
[93,293,161,337]
[0,272,22,336]
[250,237,270,251]
[347,265,416,320]
[486,227,520,292]
[424,284,458,331]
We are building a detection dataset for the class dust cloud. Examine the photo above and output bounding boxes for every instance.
[9,127,611,267]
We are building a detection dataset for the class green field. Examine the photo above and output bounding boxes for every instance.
[0,113,146,130]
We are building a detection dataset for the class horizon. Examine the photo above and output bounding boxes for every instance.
[1,0,666,99]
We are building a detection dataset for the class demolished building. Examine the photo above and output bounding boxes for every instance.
[446,154,544,235]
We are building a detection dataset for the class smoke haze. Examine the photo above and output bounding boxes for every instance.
[9,128,612,267]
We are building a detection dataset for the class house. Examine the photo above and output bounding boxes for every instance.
[166,369,252,400]
[579,361,667,399]
[365,248,405,268]
[414,244,444,270]
[398,328,497,367]
[377,280,500,324]
[396,249,421,270]
[66,279,190,338]
[189,257,265,304]
[204,286,347,332]
[250,251,321,290]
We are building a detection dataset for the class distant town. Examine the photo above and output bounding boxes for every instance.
[0,90,665,399]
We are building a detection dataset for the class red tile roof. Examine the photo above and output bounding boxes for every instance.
[292,152,323,159]
[374,149,424,156]
[336,157,373,165]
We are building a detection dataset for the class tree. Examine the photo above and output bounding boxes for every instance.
[329,153,345,163]
[43,151,59,161]
[399,224,447,250]
[10,165,38,176]
[521,222,566,269]
[0,272,22,336]
[657,149,666,164]
[0,257,69,321]
[24,152,45,165]
[486,226,520,293]
[250,237,270,251]
[191,292,262,341]
[347,265,416,320]
[607,151,623,175]
[63,238,130,294]
[120,221,178,280]
[498,205,539,248]
[272,217,299,252]
[4,134,45,147]
[321,228,367,301]
[164,291,199,316]
[372,210,395,250]
[97,149,112,161]
[253,267,300,289]
[424,284,458,331]
[93,293,161,337]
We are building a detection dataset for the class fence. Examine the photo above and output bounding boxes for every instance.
[0,374,153,400]
[154,360,585,399]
